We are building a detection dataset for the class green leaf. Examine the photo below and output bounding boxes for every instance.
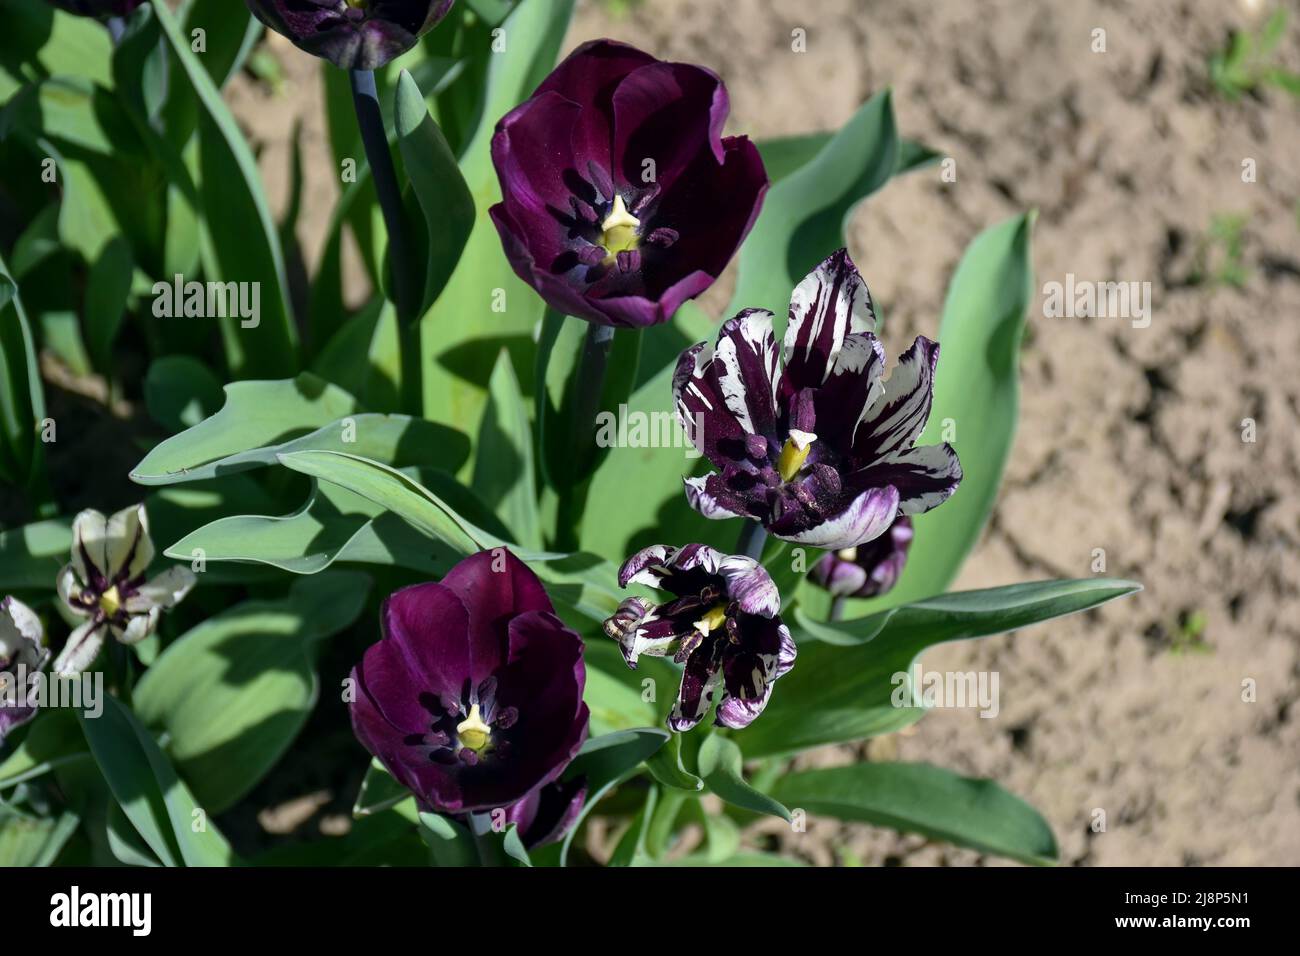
[770,762,1058,865]
[150,0,297,378]
[164,474,456,576]
[474,349,542,550]
[881,213,1035,607]
[78,693,234,866]
[131,374,469,484]
[132,572,370,814]
[418,811,478,867]
[311,299,404,411]
[730,89,898,322]
[84,236,134,374]
[395,70,476,317]
[698,733,790,822]
[0,809,79,866]
[0,252,46,496]
[353,759,412,818]
[419,0,575,432]
[759,133,937,183]
[608,785,657,867]
[560,727,669,864]
[1,0,112,97]
[644,732,703,792]
[143,355,225,433]
[743,578,1141,757]
[0,708,87,790]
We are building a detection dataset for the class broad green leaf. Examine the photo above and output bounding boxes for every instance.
[78,694,233,866]
[698,733,790,822]
[474,349,542,550]
[560,727,669,864]
[880,213,1036,607]
[419,0,575,432]
[770,762,1059,865]
[311,299,404,412]
[151,0,297,378]
[163,473,456,576]
[661,851,807,867]
[0,708,87,790]
[1,0,112,97]
[132,572,370,814]
[395,70,476,317]
[742,578,1141,757]
[131,374,469,484]
[759,133,938,184]
[730,89,898,322]
[644,732,703,792]
[419,811,479,867]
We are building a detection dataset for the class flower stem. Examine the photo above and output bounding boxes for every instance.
[350,69,416,323]
[106,16,126,45]
[735,519,768,561]
[572,323,616,474]
[830,595,847,622]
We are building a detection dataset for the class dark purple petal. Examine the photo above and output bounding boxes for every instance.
[438,548,556,673]
[810,331,886,457]
[502,776,587,849]
[715,621,796,729]
[669,634,723,732]
[780,249,877,393]
[717,555,780,618]
[379,581,479,698]
[772,484,900,549]
[245,1,456,71]
[611,60,728,188]
[851,443,962,516]
[809,514,913,598]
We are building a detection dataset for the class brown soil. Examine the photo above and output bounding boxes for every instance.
[231,0,1300,865]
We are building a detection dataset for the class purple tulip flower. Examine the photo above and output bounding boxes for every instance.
[45,0,143,17]
[244,1,457,71]
[0,597,49,743]
[490,39,768,329]
[349,549,589,814]
[604,544,795,732]
[501,776,587,849]
[809,514,913,599]
[673,249,962,550]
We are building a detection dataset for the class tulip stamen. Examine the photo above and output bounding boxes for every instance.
[456,704,493,755]
[778,430,817,482]
[693,604,728,637]
[837,546,858,562]
[98,585,123,618]
[600,195,641,264]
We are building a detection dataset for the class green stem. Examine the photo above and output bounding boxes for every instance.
[735,519,768,561]
[830,594,847,622]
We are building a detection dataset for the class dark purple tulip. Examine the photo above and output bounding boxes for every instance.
[501,776,586,849]
[490,39,768,329]
[673,249,962,550]
[349,549,589,814]
[0,597,49,743]
[45,0,142,16]
[604,544,795,732]
[809,514,913,598]
[244,1,456,71]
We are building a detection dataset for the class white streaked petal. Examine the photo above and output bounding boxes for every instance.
[53,620,107,677]
[779,485,900,550]
[104,503,152,582]
[124,565,196,613]
[683,476,742,521]
[118,607,160,646]
[783,249,877,384]
[859,337,937,456]
[717,555,780,617]
[56,564,93,618]
[71,509,109,583]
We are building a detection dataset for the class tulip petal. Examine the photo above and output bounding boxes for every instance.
[854,336,939,460]
[854,442,963,515]
[56,565,94,619]
[717,556,781,618]
[782,249,877,392]
[53,619,107,677]
[125,565,196,613]
[776,484,900,549]
[70,509,109,589]
[716,621,796,729]
[682,474,748,521]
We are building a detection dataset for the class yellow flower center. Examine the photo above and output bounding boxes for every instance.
[694,604,728,637]
[600,195,641,260]
[837,546,858,562]
[456,704,493,754]
[344,0,367,9]
[778,430,817,481]
[98,585,122,618]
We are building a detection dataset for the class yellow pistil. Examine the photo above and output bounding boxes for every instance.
[837,546,858,562]
[98,585,122,618]
[600,195,641,260]
[456,704,493,754]
[777,430,817,481]
[694,604,728,637]
[344,0,367,8]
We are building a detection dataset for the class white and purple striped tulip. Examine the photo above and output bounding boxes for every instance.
[673,249,962,551]
[0,597,49,743]
[604,543,795,732]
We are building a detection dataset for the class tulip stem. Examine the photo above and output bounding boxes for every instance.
[830,595,847,622]
[350,68,416,323]
[735,519,768,561]
[106,17,126,45]
[573,322,615,472]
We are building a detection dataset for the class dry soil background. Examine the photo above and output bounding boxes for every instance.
[232,0,1300,865]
